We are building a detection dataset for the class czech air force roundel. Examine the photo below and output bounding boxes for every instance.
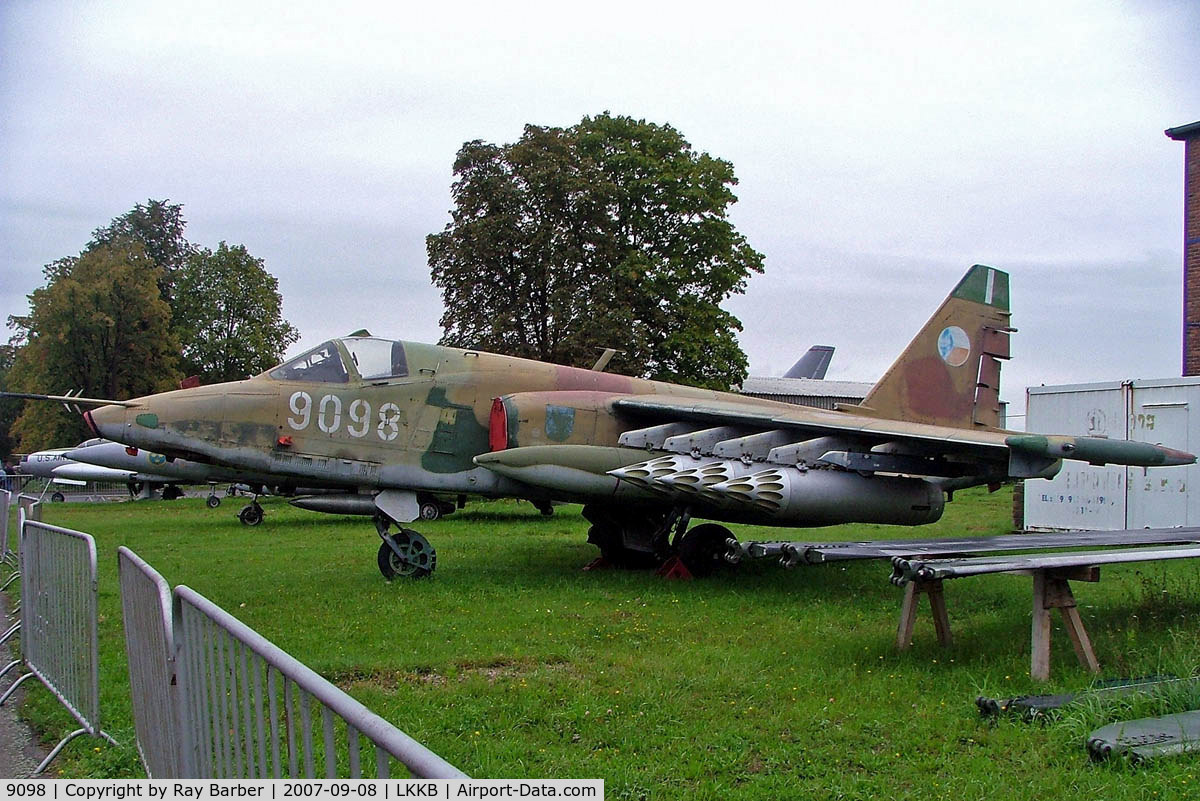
[937,326,970,367]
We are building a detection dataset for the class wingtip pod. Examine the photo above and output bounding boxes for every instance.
[1006,435,1197,468]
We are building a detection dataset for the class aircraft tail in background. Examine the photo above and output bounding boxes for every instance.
[783,345,835,379]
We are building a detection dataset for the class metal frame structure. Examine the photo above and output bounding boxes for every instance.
[729,527,1200,681]
[0,518,115,773]
[888,545,1200,680]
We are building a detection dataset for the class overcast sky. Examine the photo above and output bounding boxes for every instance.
[2,0,1198,421]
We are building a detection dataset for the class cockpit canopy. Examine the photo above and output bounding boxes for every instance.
[268,337,409,383]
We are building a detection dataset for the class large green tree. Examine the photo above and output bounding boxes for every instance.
[89,199,194,308]
[427,113,764,389]
[7,240,180,449]
[4,201,299,451]
[173,242,300,383]
[0,341,21,460]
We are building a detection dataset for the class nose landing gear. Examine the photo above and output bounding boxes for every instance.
[374,513,436,580]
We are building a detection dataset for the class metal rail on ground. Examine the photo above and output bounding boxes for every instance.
[0,518,116,773]
[729,526,1200,681]
[887,543,1200,681]
[729,526,1200,567]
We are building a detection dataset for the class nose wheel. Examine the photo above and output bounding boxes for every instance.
[377,529,436,580]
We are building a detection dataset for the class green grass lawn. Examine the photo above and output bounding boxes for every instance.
[5,487,1200,798]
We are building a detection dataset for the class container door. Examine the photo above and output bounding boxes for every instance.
[1024,385,1126,530]
[1126,393,1189,529]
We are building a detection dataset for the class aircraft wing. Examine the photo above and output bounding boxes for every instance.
[611,394,1193,475]
[615,395,1009,448]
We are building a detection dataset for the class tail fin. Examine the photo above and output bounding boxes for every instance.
[783,345,835,379]
[853,265,1011,429]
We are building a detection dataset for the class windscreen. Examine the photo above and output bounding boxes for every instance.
[268,341,349,383]
[341,337,408,380]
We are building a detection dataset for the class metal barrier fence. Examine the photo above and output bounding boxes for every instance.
[117,547,181,778]
[1,489,11,568]
[1,490,17,648]
[43,479,132,504]
[115,545,466,779]
[173,585,467,779]
[0,494,34,594]
[17,492,41,522]
[1,474,36,496]
[0,518,115,774]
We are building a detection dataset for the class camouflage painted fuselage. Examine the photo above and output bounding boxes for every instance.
[85,339,775,505]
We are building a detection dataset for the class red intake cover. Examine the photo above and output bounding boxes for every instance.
[489,397,508,451]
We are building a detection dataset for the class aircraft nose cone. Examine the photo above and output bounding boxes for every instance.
[84,403,130,441]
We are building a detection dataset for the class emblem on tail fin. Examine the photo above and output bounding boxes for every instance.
[937,326,971,367]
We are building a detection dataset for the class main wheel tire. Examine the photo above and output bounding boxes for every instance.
[377,530,436,580]
[678,524,736,578]
[206,494,221,509]
[586,525,660,569]
[239,504,264,526]
[418,501,441,521]
[162,485,184,500]
[50,491,65,503]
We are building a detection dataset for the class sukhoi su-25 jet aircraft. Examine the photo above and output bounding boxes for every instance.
[7,265,1193,580]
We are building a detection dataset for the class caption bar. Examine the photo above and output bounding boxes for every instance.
[3,780,604,801]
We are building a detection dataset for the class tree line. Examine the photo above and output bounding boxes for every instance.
[1,200,298,452]
[3,114,764,455]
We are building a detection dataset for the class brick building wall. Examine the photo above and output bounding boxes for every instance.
[1168,122,1200,375]
[1185,136,1200,375]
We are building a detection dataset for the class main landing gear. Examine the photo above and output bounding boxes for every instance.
[236,485,269,525]
[374,514,436,580]
[582,504,739,578]
[416,493,457,521]
[238,499,265,526]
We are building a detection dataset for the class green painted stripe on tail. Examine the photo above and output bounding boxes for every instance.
[951,265,1009,310]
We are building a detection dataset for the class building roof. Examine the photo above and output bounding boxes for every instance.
[1166,120,1200,141]
[737,376,874,398]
